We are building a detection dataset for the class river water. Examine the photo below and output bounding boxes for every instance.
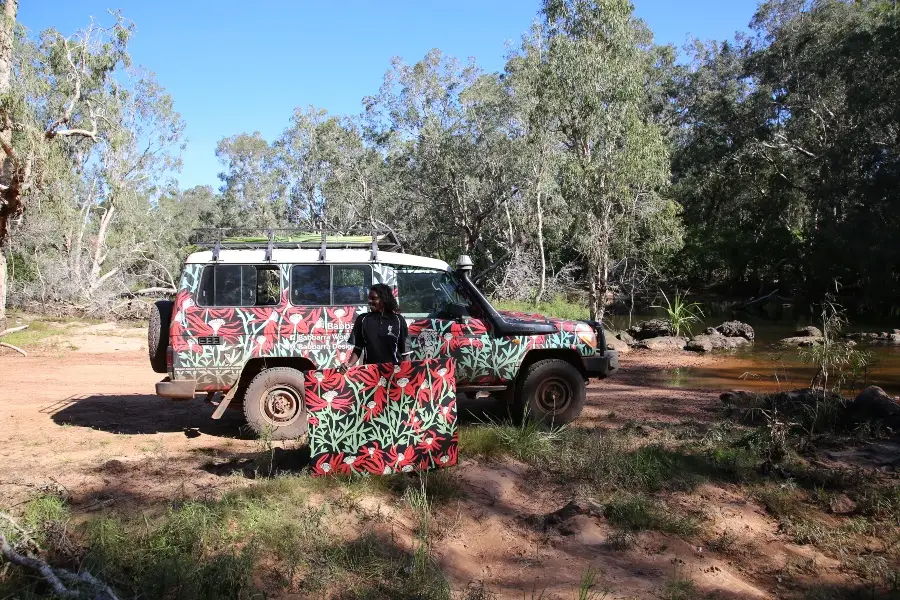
[606,313,900,397]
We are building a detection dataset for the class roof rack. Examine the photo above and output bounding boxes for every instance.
[190,228,404,262]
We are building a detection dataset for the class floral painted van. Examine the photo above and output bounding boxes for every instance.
[148,231,619,439]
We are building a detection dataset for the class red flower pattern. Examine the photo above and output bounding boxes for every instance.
[306,359,457,476]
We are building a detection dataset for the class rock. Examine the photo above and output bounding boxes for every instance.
[714,320,755,341]
[525,497,605,532]
[780,336,824,347]
[847,340,857,347]
[893,329,900,335]
[720,390,760,407]
[847,386,900,426]
[686,334,751,353]
[794,326,822,337]
[829,494,857,515]
[616,330,636,346]
[637,336,688,351]
[889,333,900,344]
[605,335,631,354]
[627,318,674,340]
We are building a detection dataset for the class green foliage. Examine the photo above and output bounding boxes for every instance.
[652,289,704,337]
[493,297,590,321]
[671,1,900,314]
[799,295,873,395]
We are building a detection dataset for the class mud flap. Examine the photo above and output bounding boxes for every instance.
[304,358,458,476]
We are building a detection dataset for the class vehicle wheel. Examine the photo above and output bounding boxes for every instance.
[243,367,308,440]
[148,300,174,374]
[517,359,585,426]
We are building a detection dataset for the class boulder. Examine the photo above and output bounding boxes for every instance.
[714,320,755,341]
[627,318,674,340]
[889,333,900,344]
[780,336,824,347]
[605,335,631,354]
[794,325,822,338]
[847,386,900,425]
[616,330,636,346]
[637,336,688,351]
[829,494,857,516]
[686,334,751,353]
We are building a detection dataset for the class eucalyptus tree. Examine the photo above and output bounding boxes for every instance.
[534,0,679,319]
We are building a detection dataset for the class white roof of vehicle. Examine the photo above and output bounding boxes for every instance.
[184,249,451,271]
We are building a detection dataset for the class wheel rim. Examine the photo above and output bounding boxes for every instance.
[535,377,573,415]
[261,384,303,426]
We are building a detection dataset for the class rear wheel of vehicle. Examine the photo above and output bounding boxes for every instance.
[243,367,308,440]
[517,359,585,426]
[148,300,174,374]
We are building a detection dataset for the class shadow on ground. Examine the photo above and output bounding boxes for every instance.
[47,393,250,438]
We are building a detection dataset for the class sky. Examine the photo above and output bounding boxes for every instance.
[19,1,761,191]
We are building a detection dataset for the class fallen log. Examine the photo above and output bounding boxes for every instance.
[0,342,27,356]
[0,325,28,337]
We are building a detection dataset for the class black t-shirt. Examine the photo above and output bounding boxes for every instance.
[350,311,409,364]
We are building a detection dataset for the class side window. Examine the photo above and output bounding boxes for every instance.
[395,267,471,317]
[291,265,331,305]
[333,265,372,304]
[198,265,280,307]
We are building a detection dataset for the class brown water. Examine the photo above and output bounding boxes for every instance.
[608,314,900,396]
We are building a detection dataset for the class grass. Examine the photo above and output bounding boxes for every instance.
[0,320,68,348]
[0,476,456,600]
[603,493,699,536]
[651,289,704,338]
[493,297,590,322]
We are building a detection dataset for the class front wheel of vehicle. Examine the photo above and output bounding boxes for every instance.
[243,367,307,440]
[517,359,585,426]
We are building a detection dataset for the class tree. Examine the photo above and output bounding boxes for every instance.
[216,132,285,228]
[0,9,140,328]
[536,0,679,319]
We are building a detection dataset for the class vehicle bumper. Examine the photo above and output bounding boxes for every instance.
[582,350,619,379]
[156,377,197,399]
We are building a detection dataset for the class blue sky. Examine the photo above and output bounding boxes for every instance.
[19,1,760,191]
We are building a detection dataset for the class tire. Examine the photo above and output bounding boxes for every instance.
[148,300,174,374]
[517,359,585,426]
[243,367,308,440]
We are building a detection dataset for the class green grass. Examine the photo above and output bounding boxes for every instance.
[0,477,454,600]
[603,493,699,536]
[493,297,590,321]
[0,320,68,348]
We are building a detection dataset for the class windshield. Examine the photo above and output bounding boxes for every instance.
[394,267,478,318]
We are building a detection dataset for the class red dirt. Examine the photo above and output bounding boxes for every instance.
[0,339,857,598]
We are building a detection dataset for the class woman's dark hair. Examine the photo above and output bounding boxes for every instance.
[369,283,399,314]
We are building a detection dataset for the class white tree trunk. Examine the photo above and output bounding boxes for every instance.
[535,190,547,303]
[0,0,17,333]
[0,245,7,332]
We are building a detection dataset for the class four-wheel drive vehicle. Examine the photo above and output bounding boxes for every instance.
[148,230,619,439]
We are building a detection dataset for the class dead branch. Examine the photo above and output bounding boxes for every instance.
[130,287,175,296]
[0,325,27,337]
[0,511,42,553]
[0,526,120,599]
[0,342,27,355]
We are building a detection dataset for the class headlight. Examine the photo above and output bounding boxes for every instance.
[576,323,597,348]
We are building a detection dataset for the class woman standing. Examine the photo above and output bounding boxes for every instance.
[340,283,410,369]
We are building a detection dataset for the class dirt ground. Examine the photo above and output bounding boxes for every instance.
[0,324,876,598]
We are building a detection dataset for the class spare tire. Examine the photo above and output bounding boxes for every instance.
[148,300,174,374]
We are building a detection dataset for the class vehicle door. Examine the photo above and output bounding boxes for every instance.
[394,266,496,386]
